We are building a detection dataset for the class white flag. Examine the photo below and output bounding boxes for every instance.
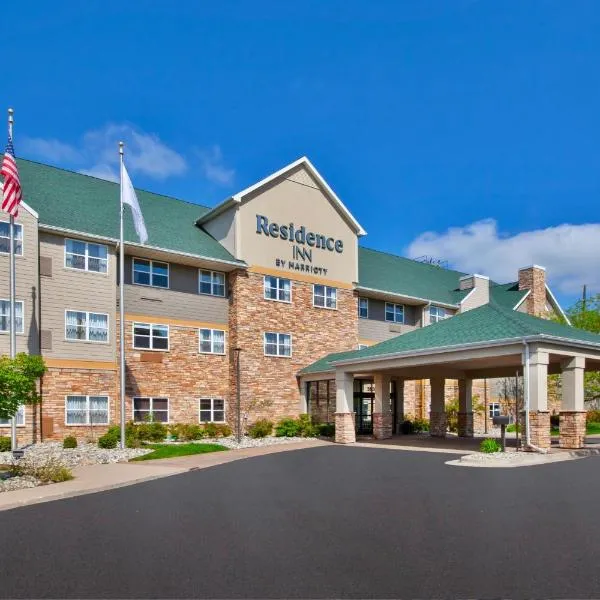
[121,162,148,244]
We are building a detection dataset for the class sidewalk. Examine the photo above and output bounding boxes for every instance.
[0,439,330,512]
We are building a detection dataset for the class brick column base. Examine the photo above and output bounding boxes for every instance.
[457,412,474,437]
[430,411,447,437]
[373,412,393,440]
[335,412,356,444]
[559,411,586,449]
[519,411,551,450]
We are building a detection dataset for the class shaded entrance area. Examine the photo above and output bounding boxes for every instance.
[300,304,600,450]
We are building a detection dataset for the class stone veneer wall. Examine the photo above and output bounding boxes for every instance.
[40,367,118,441]
[229,270,358,428]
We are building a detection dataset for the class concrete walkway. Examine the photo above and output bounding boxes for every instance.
[0,439,329,512]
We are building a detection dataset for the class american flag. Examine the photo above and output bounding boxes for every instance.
[1,135,22,217]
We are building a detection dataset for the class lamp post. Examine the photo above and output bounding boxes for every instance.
[233,347,242,443]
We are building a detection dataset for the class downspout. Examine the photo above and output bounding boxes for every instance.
[522,340,547,453]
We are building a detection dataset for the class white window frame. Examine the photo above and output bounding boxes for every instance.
[489,402,501,419]
[0,299,24,334]
[0,221,23,256]
[65,310,109,343]
[358,297,369,319]
[64,395,110,426]
[385,302,404,323]
[199,398,226,423]
[132,322,170,351]
[264,332,292,357]
[263,276,292,303]
[313,285,337,310]
[199,328,226,355]
[132,258,170,289]
[0,405,25,427]
[64,238,108,274]
[198,270,226,297]
[430,305,449,323]
[132,397,170,423]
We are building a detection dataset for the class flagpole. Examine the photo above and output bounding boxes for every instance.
[119,141,126,450]
[8,108,17,451]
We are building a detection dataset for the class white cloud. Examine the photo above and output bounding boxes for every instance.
[197,145,235,186]
[406,219,600,295]
[20,137,82,163]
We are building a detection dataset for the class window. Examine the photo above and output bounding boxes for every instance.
[0,405,25,427]
[489,403,501,418]
[430,305,449,323]
[199,270,225,296]
[358,297,368,318]
[132,258,169,288]
[65,396,109,425]
[133,397,169,423]
[0,222,23,255]
[264,276,291,302]
[313,285,337,309]
[65,239,108,273]
[358,344,369,350]
[65,311,109,342]
[199,398,225,423]
[133,323,169,350]
[264,332,292,357]
[0,300,23,334]
[385,302,404,323]
[199,328,226,354]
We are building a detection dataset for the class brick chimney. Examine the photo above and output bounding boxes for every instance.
[518,265,547,316]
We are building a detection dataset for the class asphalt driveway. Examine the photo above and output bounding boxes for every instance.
[0,445,599,598]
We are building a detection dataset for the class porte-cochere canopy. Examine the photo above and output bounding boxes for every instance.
[300,303,600,448]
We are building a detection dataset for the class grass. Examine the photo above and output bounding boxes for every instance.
[130,443,228,461]
[550,421,600,436]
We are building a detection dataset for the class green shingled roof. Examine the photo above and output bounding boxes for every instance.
[490,282,528,310]
[18,159,242,265]
[301,303,600,373]
[357,246,469,306]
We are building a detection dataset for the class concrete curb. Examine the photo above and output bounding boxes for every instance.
[446,447,600,468]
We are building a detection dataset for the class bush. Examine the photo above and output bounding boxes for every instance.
[506,423,517,433]
[248,419,273,438]
[0,436,11,452]
[317,422,335,437]
[400,420,415,434]
[587,410,600,424]
[275,415,318,438]
[169,423,204,441]
[217,424,233,437]
[480,438,502,453]
[63,436,77,449]
[98,430,119,449]
[11,455,73,483]
[135,421,167,442]
[413,418,430,433]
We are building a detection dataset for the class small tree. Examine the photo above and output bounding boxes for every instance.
[0,353,46,421]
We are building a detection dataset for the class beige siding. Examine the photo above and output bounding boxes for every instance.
[0,209,40,355]
[459,277,490,312]
[358,299,419,343]
[39,232,116,360]
[123,256,228,324]
[202,206,237,258]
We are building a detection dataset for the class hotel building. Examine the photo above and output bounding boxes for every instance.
[0,156,570,445]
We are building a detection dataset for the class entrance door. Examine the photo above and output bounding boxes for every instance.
[354,379,374,435]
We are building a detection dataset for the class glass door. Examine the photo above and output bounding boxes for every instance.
[354,379,374,435]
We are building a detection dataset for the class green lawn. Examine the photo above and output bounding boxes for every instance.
[130,443,228,461]
[550,421,600,436]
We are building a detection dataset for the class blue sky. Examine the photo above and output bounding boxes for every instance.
[2,0,599,306]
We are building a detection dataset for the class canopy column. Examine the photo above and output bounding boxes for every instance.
[335,370,355,444]
[458,378,474,437]
[559,356,586,449]
[430,377,447,437]
[373,373,392,439]
[521,349,551,449]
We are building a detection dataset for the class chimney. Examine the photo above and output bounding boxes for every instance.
[459,274,490,311]
[518,265,547,316]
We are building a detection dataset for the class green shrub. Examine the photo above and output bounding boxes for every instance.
[506,423,517,432]
[169,423,204,441]
[400,420,414,434]
[62,436,77,449]
[413,418,430,433]
[248,419,273,438]
[216,424,232,437]
[98,431,118,449]
[318,422,335,437]
[0,436,11,452]
[586,410,600,424]
[297,414,318,437]
[203,422,219,438]
[135,421,167,442]
[275,417,301,437]
[480,438,502,453]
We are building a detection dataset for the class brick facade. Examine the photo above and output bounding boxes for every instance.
[559,411,586,449]
[519,411,551,450]
[229,270,358,429]
[373,412,392,439]
[519,266,547,316]
[334,412,356,443]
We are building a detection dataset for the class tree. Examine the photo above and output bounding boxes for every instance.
[559,294,600,405]
[0,353,46,420]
